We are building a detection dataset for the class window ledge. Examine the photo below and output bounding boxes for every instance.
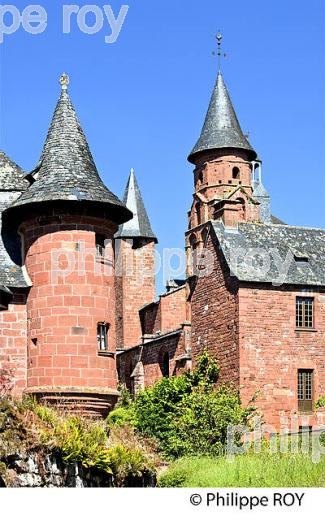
[295,328,317,333]
[97,351,115,358]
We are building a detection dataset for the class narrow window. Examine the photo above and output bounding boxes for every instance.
[162,352,170,377]
[298,369,314,412]
[195,202,201,225]
[296,297,314,329]
[96,234,106,257]
[232,167,240,179]
[97,322,109,351]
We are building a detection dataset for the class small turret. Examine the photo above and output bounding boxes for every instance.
[115,169,157,349]
[4,75,133,418]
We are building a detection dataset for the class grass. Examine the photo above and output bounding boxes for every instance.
[158,451,325,487]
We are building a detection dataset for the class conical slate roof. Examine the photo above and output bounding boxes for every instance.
[115,169,157,242]
[0,151,29,191]
[7,74,132,225]
[188,72,257,163]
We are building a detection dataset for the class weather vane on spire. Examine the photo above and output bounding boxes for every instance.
[213,32,226,71]
[60,73,70,91]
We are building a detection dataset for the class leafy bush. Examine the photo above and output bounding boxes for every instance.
[315,396,325,409]
[106,406,136,427]
[108,353,255,459]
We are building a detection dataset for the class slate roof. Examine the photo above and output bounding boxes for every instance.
[212,221,325,286]
[115,169,157,242]
[189,72,257,163]
[7,76,132,226]
[0,153,29,288]
[0,151,29,191]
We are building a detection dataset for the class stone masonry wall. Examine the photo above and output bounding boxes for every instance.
[140,286,188,336]
[115,239,156,349]
[190,229,240,385]
[21,215,117,393]
[118,330,187,391]
[0,290,27,396]
[239,285,325,428]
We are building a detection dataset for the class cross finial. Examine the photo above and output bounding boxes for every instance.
[60,73,70,91]
[213,32,226,71]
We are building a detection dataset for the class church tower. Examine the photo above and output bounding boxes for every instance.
[186,39,262,260]
[115,169,157,349]
[4,74,132,417]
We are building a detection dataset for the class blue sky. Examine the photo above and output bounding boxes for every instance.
[0,0,324,292]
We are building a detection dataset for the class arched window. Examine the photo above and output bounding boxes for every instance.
[198,172,203,184]
[232,167,240,179]
[162,352,170,377]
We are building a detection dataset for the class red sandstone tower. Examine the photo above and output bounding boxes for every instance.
[115,169,157,349]
[4,74,132,417]
[185,70,265,275]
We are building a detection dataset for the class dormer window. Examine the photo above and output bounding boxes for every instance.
[232,167,240,179]
[294,254,309,264]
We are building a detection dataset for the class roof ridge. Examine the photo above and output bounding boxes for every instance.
[240,222,325,232]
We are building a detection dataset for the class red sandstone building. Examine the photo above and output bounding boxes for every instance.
[0,68,324,428]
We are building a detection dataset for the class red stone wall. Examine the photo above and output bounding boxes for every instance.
[190,230,240,385]
[115,239,156,348]
[189,149,254,230]
[239,285,325,428]
[0,290,27,396]
[118,330,188,390]
[160,287,188,333]
[140,301,161,336]
[21,215,117,392]
[140,286,188,337]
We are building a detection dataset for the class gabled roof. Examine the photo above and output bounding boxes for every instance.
[7,75,132,226]
[212,221,325,286]
[189,72,256,163]
[115,169,157,242]
[0,151,29,191]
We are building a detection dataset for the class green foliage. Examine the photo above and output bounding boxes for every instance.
[53,416,112,472]
[34,405,60,427]
[108,353,255,459]
[106,406,136,427]
[158,451,325,487]
[108,444,153,486]
[0,397,158,486]
[315,396,325,409]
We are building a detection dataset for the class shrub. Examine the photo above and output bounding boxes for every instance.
[108,353,255,459]
[315,396,325,409]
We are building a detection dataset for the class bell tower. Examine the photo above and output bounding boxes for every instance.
[186,36,261,262]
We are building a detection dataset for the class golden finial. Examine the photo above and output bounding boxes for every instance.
[60,73,70,91]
